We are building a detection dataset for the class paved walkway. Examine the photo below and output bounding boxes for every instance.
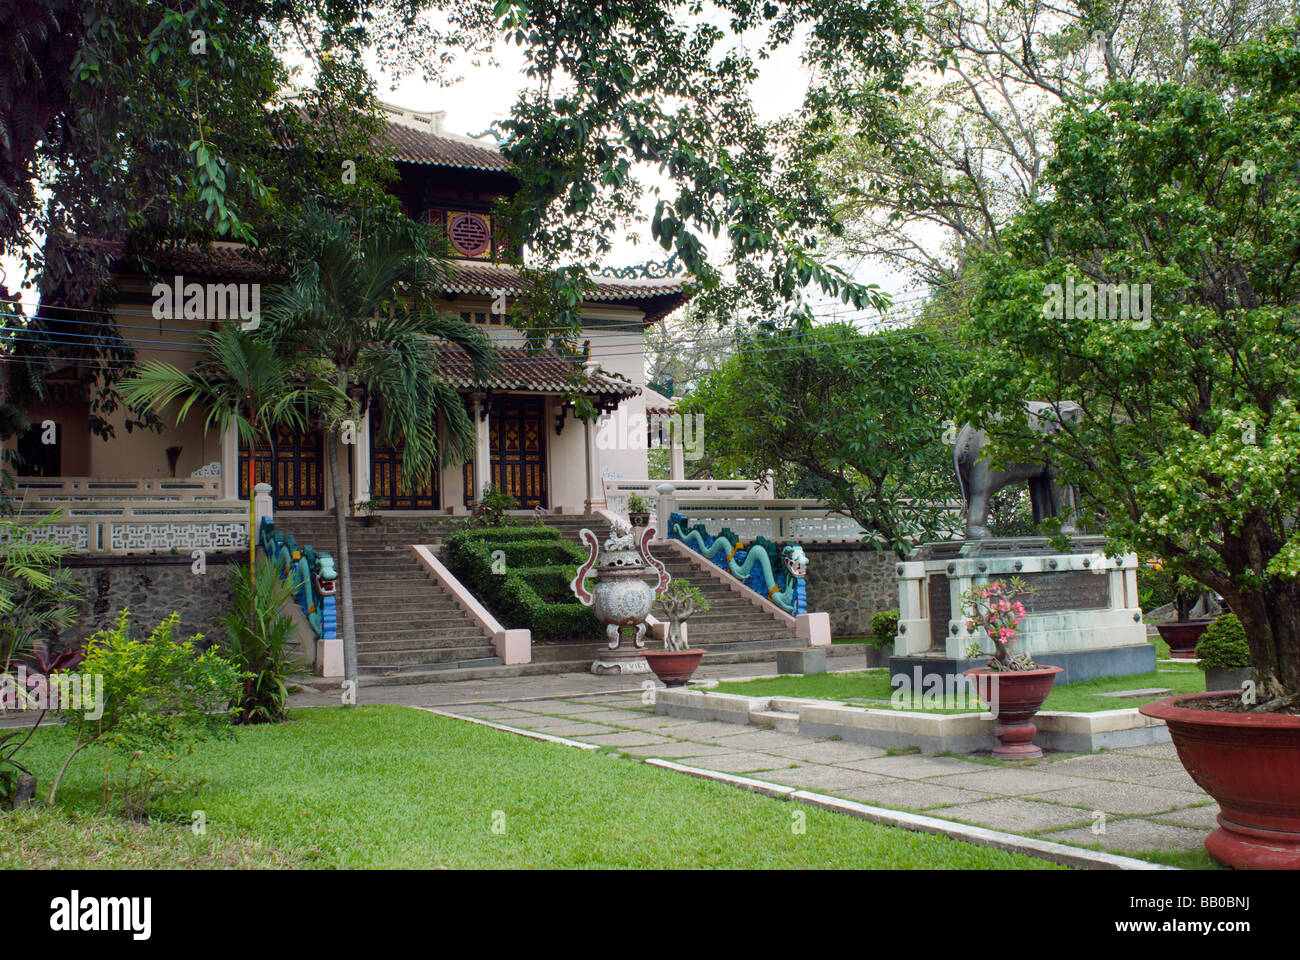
[289,664,1216,863]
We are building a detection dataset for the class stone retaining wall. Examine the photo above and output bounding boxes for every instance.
[62,553,242,649]
[801,543,897,638]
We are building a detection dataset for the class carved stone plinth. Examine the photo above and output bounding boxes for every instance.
[591,648,651,675]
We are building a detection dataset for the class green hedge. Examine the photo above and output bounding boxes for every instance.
[456,525,564,543]
[443,530,601,644]
[870,609,900,648]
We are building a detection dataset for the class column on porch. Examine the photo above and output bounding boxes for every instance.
[583,416,603,513]
[351,403,371,511]
[221,422,240,500]
[471,393,490,501]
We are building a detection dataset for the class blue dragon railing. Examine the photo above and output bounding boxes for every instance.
[258,519,337,641]
[668,512,809,616]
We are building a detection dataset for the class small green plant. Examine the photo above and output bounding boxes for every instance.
[471,484,518,526]
[870,609,900,647]
[223,563,297,724]
[51,612,244,817]
[626,494,651,516]
[1195,614,1251,671]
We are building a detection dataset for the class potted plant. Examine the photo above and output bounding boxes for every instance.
[626,494,652,529]
[356,499,382,527]
[1149,564,1215,657]
[1195,614,1252,693]
[868,608,899,668]
[960,578,1062,760]
[644,580,709,686]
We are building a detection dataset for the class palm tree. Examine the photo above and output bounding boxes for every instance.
[121,326,339,573]
[261,210,495,700]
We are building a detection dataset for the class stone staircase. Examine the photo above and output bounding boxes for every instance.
[273,511,827,681]
[271,515,500,685]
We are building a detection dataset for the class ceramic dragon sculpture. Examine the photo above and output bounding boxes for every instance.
[667,513,808,615]
[259,519,337,640]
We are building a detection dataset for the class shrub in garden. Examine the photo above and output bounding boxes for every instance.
[223,563,296,724]
[1195,614,1251,671]
[51,611,244,817]
[870,609,900,647]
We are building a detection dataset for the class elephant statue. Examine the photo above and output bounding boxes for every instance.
[953,401,1083,539]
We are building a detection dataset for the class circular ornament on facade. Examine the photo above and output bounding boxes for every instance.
[448,213,491,256]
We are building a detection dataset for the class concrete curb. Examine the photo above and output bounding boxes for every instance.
[426,707,1177,871]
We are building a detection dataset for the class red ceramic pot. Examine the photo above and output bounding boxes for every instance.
[644,649,704,687]
[1139,691,1300,870]
[1155,618,1213,658]
[964,665,1064,760]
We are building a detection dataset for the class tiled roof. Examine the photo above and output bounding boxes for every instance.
[65,237,274,281]
[375,121,511,173]
[443,261,690,323]
[434,346,639,399]
[68,238,691,322]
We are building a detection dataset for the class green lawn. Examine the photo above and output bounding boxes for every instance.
[713,659,1203,713]
[3,705,1059,870]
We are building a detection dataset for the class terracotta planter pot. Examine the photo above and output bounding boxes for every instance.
[628,512,651,528]
[964,665,1064,760]
[1155,618,1212,658]
[1140,692,1300,870]
[644,649,704,687]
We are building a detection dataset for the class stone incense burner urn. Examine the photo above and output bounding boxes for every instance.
[570,517,670,675]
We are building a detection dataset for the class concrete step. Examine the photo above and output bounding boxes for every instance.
[750,709,800,733]
[358,645,500,666]
[354,623,492,642]
[356,636,493,652]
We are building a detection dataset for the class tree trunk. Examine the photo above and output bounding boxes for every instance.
[1226,576,1300,705]
[328,425,359,702]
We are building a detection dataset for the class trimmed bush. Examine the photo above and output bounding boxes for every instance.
[871,609,900,647]
[444,530,601,643]
[1194,614,1250,670]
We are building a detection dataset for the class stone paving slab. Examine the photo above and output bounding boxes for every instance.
[444,706,540,721]
[1025,780,1204,816]
[575,731,675,747]
[1150,804,1219,829]
[1140,769,1205,793]
[930,768,1104,796]
[677,752,804,774]
[837,755,988,779]
[607,715,696,732]
[618,741,739,758]
[1043,819,1209,854]
[656,720,757,742]
[508,700,607,716]
[1047,753,1185,782]
[837,779,997,811]
[927,797,1098,834]
[752,764,892,793]
[513,719,619,737]
[765,741,890,764]
[567,708,655,722]
[700,730,815,751]
[1112,742,1182,761]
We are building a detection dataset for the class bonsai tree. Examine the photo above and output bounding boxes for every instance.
[1195,614,1251,674]
[962,578,1034,672]
[962,30,1300,710]
[655,580,710,652]
[626,494,651,519]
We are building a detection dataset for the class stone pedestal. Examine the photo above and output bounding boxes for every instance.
[892,537,1150,684]
[590,648,651,675]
